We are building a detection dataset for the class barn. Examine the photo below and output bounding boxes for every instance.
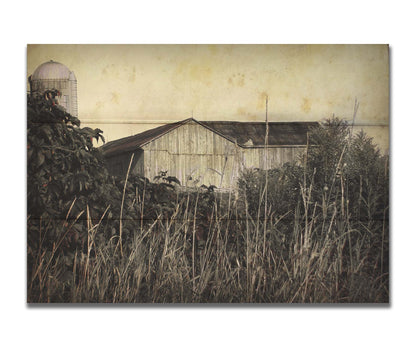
[101,118,318,189]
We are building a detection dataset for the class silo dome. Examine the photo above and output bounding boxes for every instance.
[32,60,72,80]
[29,60,78,117]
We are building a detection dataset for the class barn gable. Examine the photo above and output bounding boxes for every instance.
[100,119,191,157]
[140,119,241,188]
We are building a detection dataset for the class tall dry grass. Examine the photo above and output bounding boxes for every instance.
[27,163,388,303]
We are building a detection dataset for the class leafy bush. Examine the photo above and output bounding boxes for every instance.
[238,162,303,218]
[27,92,183,300]
[238,117,389,296]
[27,91,111,248]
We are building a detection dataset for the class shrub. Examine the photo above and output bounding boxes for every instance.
[238,117,389,299]
[27,92,181,301]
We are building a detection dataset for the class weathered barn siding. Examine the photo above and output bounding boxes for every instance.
[242,146,305,170]
[141,122,241,188]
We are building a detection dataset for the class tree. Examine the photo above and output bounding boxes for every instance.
[306,117,350,190]
[27,91,113,250]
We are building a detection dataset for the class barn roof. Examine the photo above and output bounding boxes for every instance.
[101,118,318,157]
[101,119,186,157]
[199,120,317,147]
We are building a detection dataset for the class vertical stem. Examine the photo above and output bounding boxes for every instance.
[244,187,250,300]
[140,178,146,233]
[119,153,134,257]
[192,191,200,293]
[263,96,269,258]
[381,155,389,275]
[303,132,309,248]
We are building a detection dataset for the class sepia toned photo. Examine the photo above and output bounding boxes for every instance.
[27,44,389,303]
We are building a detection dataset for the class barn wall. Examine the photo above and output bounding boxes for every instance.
[105,149,144,177]
[142,121,242,188]
[242,147,305,170]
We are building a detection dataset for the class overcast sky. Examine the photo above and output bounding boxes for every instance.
[27,44,389,150]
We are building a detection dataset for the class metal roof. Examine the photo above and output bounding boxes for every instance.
[200,120,317,147]
[101,118,318,157]
[101,119,188,157]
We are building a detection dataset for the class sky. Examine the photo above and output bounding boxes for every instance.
[27,44,389,151]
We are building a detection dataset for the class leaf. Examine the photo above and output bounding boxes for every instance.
[37,151,45,167]
[164,176,181,185]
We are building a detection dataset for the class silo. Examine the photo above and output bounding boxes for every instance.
[29,60,78,117]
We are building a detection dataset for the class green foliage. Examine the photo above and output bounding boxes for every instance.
[27,92,112,257]
[345,130,389,221]
[238,162,303,219]
[239,117,388,228]
[27,93,107,219]
[307,117,350,189]
[27,92,183,298]
[238,116,389,292]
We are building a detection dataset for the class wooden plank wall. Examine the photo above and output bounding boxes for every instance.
[142,122,241,188]
[242,147,305,170]
[141,121,306,188]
